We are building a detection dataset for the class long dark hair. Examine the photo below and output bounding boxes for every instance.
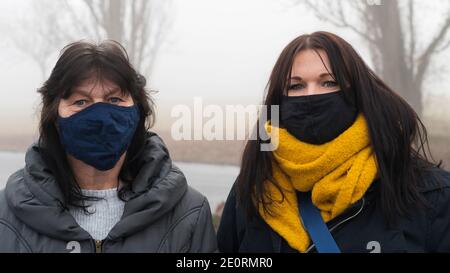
[236,31,441,224]
[37,40,155,211]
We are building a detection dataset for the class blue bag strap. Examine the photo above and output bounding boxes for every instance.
[296,191,341,253]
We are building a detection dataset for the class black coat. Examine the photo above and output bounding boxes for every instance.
[217,168,450,253]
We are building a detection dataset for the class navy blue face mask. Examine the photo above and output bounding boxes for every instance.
[57,102,140,171]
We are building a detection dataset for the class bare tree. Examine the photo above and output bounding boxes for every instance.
[8,1,75,79]
[11,0,172,80]
[298,0,450,116]
[63,0,172,76]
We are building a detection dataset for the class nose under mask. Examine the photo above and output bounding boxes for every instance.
[280,91,358,144]
[57,102,140,171]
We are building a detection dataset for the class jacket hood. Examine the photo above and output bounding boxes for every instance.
[5,132,188,241]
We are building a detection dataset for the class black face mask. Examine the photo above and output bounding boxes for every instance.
[280,91,358,144]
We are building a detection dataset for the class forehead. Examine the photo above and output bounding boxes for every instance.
[291,49,332,79]
[71,76,121,97]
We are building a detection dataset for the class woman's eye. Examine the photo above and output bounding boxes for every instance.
[109,97,124,104]
[288,83,305,90]
[323,81,338,88]
[73,100,87,107]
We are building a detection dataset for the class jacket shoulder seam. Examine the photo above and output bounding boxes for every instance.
[0,219,33,253]
[157,201,206,252]
[193,198,207,231]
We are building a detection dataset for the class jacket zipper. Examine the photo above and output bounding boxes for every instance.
[94,240,103,253]
[305,197,366,253]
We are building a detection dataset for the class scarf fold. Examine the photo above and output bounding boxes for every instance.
[260,114,377,252]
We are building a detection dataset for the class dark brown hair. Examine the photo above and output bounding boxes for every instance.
[37,40,155,211]
[236,31,440,224]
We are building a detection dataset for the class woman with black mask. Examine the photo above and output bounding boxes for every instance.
[0,41,217,253]
[217,31,450,253]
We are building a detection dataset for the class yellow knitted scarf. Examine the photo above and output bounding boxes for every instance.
[260,114,377,252]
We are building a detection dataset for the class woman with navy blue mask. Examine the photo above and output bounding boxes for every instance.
[0,41,217,253]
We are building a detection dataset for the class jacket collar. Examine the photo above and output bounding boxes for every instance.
[5,132,187,241]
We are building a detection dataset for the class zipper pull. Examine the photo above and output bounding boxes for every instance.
[95,240,103,253]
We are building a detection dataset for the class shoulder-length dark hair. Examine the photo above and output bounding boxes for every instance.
[37,40,154,210]
[236,31,441,224]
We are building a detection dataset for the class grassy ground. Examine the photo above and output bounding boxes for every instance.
[158,130,246,166]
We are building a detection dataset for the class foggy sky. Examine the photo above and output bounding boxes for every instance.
[0,0,449,136]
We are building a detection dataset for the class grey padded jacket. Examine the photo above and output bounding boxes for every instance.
[0,132,217,253]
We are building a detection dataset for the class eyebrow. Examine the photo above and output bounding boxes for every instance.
[71,87,123,97]
[290,73,335,81]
